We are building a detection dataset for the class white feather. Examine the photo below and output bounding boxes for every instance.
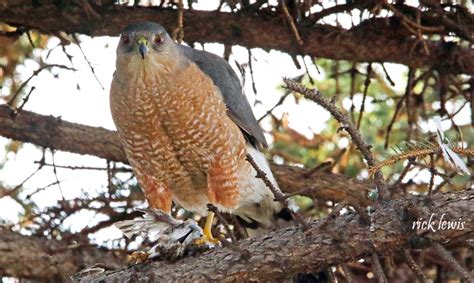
[433,117,470,175]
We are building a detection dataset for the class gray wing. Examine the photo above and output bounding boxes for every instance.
[178,44,268,149]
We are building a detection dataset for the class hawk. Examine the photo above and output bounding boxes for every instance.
[110,22,281,244]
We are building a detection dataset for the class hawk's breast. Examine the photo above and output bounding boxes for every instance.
[110,59,246,213]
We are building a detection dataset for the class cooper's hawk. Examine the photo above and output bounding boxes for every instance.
[110,22,281,244]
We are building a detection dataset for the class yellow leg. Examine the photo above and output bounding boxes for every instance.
[204,212,215,240]
[195,211,219,245]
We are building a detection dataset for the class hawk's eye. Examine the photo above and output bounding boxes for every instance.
[121,35,130,44]
[154,34,163,44]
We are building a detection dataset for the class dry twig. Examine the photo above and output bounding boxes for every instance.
[283,78,388,200]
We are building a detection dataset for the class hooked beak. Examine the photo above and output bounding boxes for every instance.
[137,36,148,59]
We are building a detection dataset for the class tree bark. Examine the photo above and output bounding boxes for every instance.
[79,189,472,282]
[0,105,372,206]
[0,228,126,282]
[1,1,473,75]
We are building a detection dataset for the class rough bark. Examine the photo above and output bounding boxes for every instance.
[0,105,372,206]
[79,189,473,282]
[1,2,473,75]
[0,228,126,282]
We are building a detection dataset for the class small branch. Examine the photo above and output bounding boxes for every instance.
[370,147,474,174]
[404,250,429,283]
[341,264,355,283]
[13,86,36,116]
[7,64,76,107]
[245,153,308,228]
[247,49,257,95]
[258,92,290,122]
[34,161,131,172]
[390,158,415,191]
[280,0,303,46]
[371,252,388,283]
[356,64,372,129]
[172,0,184,43]
[72,34,105,90]
[432,242,474,283]
[283,78,388,200]
[428,154,435,195]
[380,63,395,87]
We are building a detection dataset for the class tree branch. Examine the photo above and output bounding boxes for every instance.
[0,228,126,281]
[1,2,473,75]
[81,189,473,282]
[0,105,372,207]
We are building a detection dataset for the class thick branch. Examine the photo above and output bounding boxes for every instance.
[1,2,473,74]
[0,105,372,206]
[0,228,126,281]
[82,189,473,282]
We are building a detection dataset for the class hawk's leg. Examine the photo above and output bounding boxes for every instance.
[206,154,239,208]
[141,175,172,213]
[195,211,219,245]
[198,153,240,245]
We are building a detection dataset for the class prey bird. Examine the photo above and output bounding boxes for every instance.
[110,22,283,247]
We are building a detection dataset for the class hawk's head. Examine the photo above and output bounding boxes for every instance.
[116,22,176,64]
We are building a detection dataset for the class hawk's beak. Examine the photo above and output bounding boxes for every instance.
[137,36,148,59]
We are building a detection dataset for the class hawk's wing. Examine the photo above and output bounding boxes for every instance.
[178,44,268,149]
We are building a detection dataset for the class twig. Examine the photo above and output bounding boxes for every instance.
[356,64,372,129]
[349,63,357,122]
[245,153,308,228]
[247,49,257,95]
[428,154,435,195]
[7,64,76,107]
[280,0,304,46]
[0,152,45,199]
[80,0,101,19]
[302,161,333,178]
[283,78,388,200]
[341,264,355,283]
[371,252,388,283]
[384,95,406,149]
[34,161,131,172]
[404,250,429,283]
[302,56,316,83]
[51,150,66,201]
[370,146,474,174]
[380,63,395,87]
[384,2,444,33]
[432,242,474,283]
[12,87,35,116]
[405,68,416,141]
[172,0,185,43]
[26,30,35,48]
[72,34,104,90]
[390,158,415,191]
[258,92,290,122]
[25,180,63,200]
